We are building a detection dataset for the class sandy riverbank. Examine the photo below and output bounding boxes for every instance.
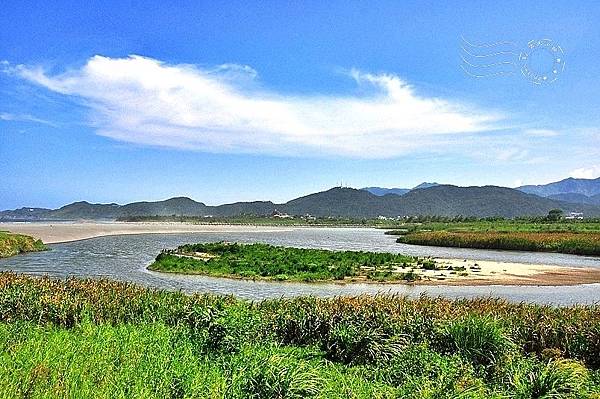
[0,222,295,244]
[412,258,600,286]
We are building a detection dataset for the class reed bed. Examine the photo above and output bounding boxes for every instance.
[397,231,600,256]
[0,273,599,397]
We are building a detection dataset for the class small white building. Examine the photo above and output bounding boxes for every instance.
[565,212,584,220]
[272,210,293,219]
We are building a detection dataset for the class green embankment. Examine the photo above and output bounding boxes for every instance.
[0,273,599,398]
[148,242,439,282]
[387,220,600,256]
[384,219,600,234]
[395,231,600,256]
[0,231,47,258]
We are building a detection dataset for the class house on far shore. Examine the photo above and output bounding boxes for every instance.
[565,212,584,220]
[271,209,293,219]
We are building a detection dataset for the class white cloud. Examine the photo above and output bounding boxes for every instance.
[0,112,57,127]
[570,165,600,179]
[14,55,501,158]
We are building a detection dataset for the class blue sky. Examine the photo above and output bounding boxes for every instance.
[1,1,599,209]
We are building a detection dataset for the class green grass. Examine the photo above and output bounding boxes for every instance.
[385,219,600,234]
[0,231,47,258]
[0,273,600,397]
[149,242,428,282]
[386,220,600,255]
[395,231,600,256]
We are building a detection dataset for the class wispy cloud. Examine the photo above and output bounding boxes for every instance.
[0,112,57,127]
[11,55,504,158]
[570,165,600,179]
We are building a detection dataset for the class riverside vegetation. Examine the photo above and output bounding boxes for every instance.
[395,231,600,256]
[387,218,600,256]
[0,273,599,398]
[149,242,445,282]
[0,231,47,258]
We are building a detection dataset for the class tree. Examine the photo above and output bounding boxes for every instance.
[546,209,563,221]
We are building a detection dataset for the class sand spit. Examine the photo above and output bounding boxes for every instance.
[0,222,295,244]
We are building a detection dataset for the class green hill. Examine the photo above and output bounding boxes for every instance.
[2,185,600,220]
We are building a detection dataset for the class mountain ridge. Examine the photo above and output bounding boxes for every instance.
[517,177,600,197]
[2,184,599,220]
[362,182,440,196]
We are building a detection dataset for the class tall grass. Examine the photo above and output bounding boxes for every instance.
[397,231,600,256]
[0,273,599,397]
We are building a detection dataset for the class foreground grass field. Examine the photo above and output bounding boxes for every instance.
[0,231,47,258]
[0,273,599,398]
[149,242,440,282]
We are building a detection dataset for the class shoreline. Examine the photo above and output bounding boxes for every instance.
[147,259,600,287]
[0,221,300,244]
[3,221,600,287]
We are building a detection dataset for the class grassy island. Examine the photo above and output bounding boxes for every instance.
[0,231,47,258]
[148,242,448,282]
[0,273,599,397]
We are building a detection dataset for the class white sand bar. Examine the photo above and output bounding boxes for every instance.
[0,222,295,244]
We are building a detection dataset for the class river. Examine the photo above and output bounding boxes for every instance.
[1,227,599,305]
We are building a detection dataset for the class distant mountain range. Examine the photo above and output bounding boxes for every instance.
[546,193,600,206]
[365,177,600,207]
[362,182,440,196]
[2,182,599,220]
[516,177,600,205]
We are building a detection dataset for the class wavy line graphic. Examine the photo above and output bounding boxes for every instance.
[460,35,517,49]
[460,36,520,79]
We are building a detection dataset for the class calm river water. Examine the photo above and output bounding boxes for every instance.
[1,228,599,305]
